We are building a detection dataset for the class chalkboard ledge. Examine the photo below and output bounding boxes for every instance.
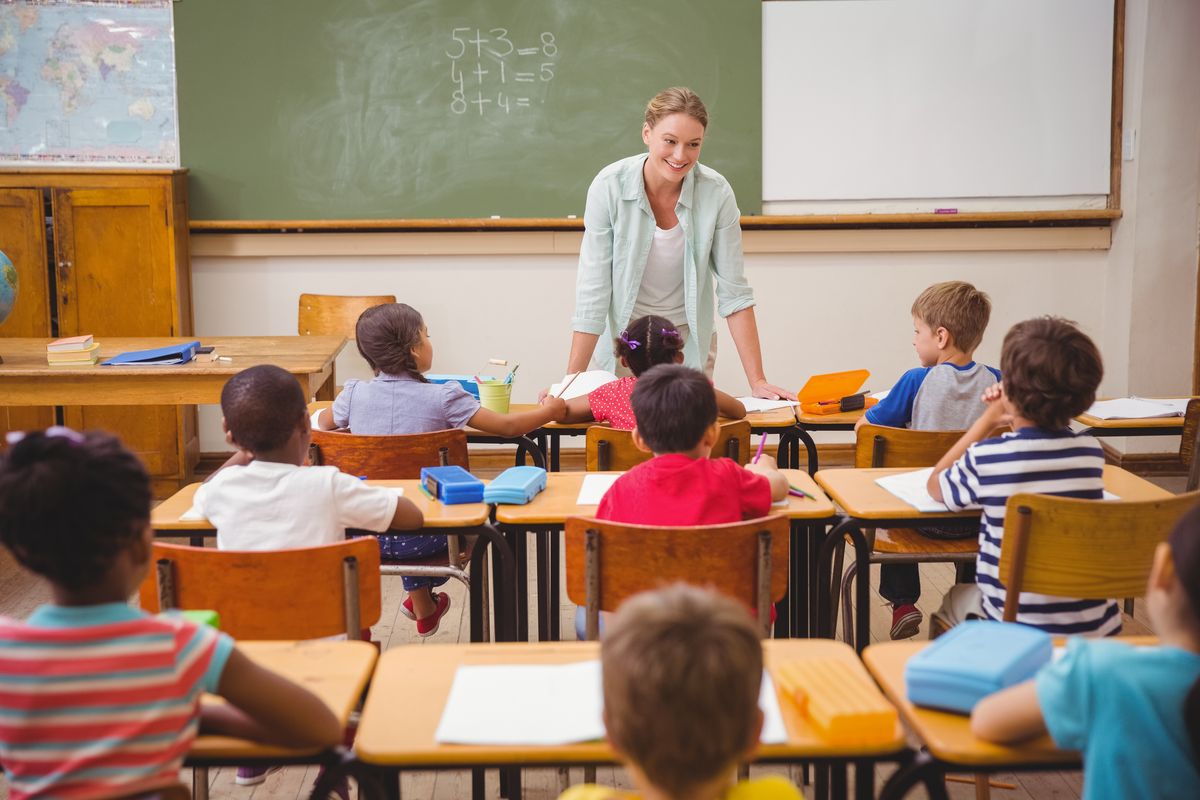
[188,209,1120,234]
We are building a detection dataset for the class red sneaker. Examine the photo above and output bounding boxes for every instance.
[400,595,415,620]
[890,604,923,640]
[416,592,452,637]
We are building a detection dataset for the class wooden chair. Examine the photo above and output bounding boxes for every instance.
[585,419,753,471]
[297,293,396,337]
[564,514,790,639]
[999,489,1200,621]
[834,424,982,645]
[1176,399,1200,491]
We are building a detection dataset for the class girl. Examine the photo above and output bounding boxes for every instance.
[0,429,341,800]
[971,504,1200,798]
[558,313,747,429]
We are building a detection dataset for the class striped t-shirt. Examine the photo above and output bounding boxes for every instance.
[938,427,1121,636]
[0,603,233,800]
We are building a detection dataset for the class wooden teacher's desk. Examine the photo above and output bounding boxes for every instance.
[0,336,346,405]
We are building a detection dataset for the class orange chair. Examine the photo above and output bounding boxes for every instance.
[298,293,396,338]
[585,419,753,471]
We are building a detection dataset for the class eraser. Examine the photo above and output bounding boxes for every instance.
[933,208,958,214]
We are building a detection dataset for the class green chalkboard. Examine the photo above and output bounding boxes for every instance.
[175,0,762,222]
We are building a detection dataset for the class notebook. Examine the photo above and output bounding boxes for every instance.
[101,341,201,366]
[1085,397,1189,419]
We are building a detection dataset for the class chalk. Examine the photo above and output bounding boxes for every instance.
[933,208,958,214]
[490,215,501,219]
[567,214,578,219]
[216,356,233,362]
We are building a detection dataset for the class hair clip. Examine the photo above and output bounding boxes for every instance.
[618,332,641,350]
[661,327,679,338]
[5,426,85,447]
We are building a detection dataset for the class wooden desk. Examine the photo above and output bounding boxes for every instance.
[1075,399,1192,437]
[188,639,377,800]
[152,480,515,643]
[813,466,1172,652]
[493,470,838,641]
[0,336,346,405]
[355,639,906,800]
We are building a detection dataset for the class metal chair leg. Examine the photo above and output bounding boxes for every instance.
[829,540,846,635]
[841,559,859,647]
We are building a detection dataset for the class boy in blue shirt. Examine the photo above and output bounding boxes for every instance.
[855,280,999,639]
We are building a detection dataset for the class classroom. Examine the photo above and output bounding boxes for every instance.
[0,0,1199,799]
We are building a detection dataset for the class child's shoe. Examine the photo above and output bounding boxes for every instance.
[416,592,452,637]
[402,592,448,621]
[890,604,923,640]
[235,765,282,785]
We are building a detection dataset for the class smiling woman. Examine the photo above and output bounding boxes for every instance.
[566,87,792,400]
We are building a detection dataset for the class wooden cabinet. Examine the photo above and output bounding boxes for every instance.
[0,170,197,496]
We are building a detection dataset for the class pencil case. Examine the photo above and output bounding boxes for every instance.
[799,394,878,416]
[425,374,480,398]
[905,620,1052,714]
[482,466,547,505]
[420,466,485,504]
[773,658,897,744]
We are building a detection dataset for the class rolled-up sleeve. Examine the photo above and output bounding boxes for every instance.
[709,184,754,318]
[572,174,615,335]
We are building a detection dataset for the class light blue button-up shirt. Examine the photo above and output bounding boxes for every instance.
[571,154,755,372]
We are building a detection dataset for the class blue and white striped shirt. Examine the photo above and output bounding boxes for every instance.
[938,427,1120,636]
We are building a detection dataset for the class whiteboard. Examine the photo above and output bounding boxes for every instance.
[762,0,1114,209]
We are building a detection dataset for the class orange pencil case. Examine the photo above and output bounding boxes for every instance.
[796,369,877,416]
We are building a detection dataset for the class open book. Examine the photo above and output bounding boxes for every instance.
[1085,397,1189,420]
[548,369,619,400]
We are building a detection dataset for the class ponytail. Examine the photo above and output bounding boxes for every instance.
[615,315,685,377]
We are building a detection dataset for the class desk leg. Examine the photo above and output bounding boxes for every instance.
[549,531,562,641]
[878,750,948,800]
[551,431,562,472]
[515,435,547,469]
[192,767,209,800]
[536,530,552,641]
[314,367,337,402]
[817,519,870,653]
[854,760,874,800]
[831,763,848,800]
[510,529,530,641]
[475,523,517,642]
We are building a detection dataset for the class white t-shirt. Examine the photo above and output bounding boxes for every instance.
[631,223,686,326]
[193,461,399,551]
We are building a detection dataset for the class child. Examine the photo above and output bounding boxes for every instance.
[560,584,802,800]
[316,302,568,435]
[927,317,1115,635]
[193,366,450,641]
[558,314,746,428]
[971,503,1200,798]
[0,428,342,800]
[854,280,999,640]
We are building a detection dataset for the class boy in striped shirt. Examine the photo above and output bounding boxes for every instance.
[926,317,1118,636]
[0,429,342,800]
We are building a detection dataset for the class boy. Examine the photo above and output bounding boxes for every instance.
[855,280,999,640]
[927,316,1116,635]
[561,585,802,800]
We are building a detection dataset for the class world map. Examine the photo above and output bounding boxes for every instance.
[0,1,177,166]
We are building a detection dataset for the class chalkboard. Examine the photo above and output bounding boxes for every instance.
[175,0,762,221]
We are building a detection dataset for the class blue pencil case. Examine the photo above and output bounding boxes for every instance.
[905,620,1052,714]
[482,466,547,505]
[420,465,485,504]
[425,374,480,398]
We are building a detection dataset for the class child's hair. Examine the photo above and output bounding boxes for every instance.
[0,428,150,590]
[644,86,708,130]
[615,315,685,377]
[354,302,428,382]
[603,584,761,797]
[630,364,717,453]
[911,281,992,353]
[999,317,1102,429]
[1168,505,1200,763]
[221,364,308,453]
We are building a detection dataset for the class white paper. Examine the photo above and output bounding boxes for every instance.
[549,370,620,400]
[758,673,788,744]
[738,397,799,413]
[874,468,949,513]
[871,389,890,401]
[179,505,205,522]
[576,474,621,505]
[1086,397,1187,420]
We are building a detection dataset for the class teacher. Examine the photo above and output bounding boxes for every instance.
[567,87,793,400]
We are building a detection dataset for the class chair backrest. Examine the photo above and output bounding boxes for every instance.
[998,490,1200,620]
[586,420,753,471]
[309,427,469,478]
[854,424,968,468]
[297,293,397,337]
[564,514,790,638]
[138,538,382,640]
[1181,399,1200,491]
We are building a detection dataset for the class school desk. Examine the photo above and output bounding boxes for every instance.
[862,637,1157,800]
[151,480,517,643]
[492,470,838,641]
[353,639,907,800]
[188,639,378,800]
[0,336,345,405]
[778,408,866,475]
[1074,399,1194,437]
[814,466,1172,653]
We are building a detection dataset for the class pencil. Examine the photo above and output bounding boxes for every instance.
[418,481,436,501]
[552,372,580,399]
[787,483,815,500]
[753,434,767,464]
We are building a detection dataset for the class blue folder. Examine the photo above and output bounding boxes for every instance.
[101,340,201,366]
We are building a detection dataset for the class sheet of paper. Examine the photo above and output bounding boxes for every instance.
[548,370,620,400]
[759,673,788,744]
[871,389,890,401]
[179,505,205,522]
[874,468,949,513]
[1131,397,1190,415]
[738,397,799,413]
[576,473,621,505]
[1086,397,1187,419]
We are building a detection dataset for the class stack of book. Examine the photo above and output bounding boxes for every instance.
[47,335,99,367]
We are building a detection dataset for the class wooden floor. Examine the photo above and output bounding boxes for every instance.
[0,456,1177,799]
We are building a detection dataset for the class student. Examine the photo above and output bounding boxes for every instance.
[0,428,342,800]
[560,585,802,800]
[927,317,1115,635]
[971,504,1200,799]
[557,313,747,428]
[855,280,999,640]
[316,302,567,436]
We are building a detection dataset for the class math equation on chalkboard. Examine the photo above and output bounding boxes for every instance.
[445,27,558,116]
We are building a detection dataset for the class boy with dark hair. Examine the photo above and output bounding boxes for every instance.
[927,317,1115,636]
[560,585,801,800]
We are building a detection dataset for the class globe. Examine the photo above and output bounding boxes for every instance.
[0,249,15,328]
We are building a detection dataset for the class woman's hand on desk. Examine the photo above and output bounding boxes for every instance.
[750,379,797,402]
